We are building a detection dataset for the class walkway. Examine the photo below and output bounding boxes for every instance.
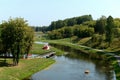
[71,43,120,67]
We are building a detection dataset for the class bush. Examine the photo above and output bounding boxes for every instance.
[91,34,106,48]
[71,36,79,43]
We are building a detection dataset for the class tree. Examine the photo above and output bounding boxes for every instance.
[82,21,96,28]
[55,20,66,29]
[63,27,73,38]
[76,15,93,24]
[1,17,34,65]
[105,16,114,46]
[0,26,3,53]
[66,18,77,26]
[47,30,62,39]
[49,21,56,30]
[95,16,106,34]
[114,18,120,28]
[23,27,34,59]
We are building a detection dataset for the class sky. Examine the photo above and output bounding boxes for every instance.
[0,0,120,26]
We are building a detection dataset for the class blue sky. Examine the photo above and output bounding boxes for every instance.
[0,0,120,26]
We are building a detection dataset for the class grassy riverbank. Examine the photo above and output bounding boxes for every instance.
[30,43,64,56]
[0,58,55,80]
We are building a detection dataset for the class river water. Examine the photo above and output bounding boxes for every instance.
[31,53,116,80]
[31,42,116,80]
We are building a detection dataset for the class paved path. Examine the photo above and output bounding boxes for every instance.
[73,43,120,67]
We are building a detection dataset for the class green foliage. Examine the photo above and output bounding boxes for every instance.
[91,34,103,42]
[76,15,93,24]
[71,36,79,43]
[62,27,73,38]
[73,25,94,38]
[66,18,77,26]
[91,34,107,48]
[114,18,120,28]
[95,16,107,34]
[47,25,94,40]
[0,17,34,65]
[82,20,96,27]
[47,30,63,39]
[47,15,93,31]
[113,28,120,38]
[105,16,114,46]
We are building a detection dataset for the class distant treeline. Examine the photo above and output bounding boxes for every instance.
[31,15,93,32]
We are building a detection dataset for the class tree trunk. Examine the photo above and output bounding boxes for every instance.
[16,44,20,65]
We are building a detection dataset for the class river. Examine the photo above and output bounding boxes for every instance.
[31,42,116,80]
[31,54,116,80]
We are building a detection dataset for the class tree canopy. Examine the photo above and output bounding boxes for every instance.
[0,18,34,65]
[105,16,114,46]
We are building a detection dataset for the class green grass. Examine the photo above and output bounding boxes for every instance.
[0,58,55,80]
[30,43,64,56]
[78,37,91,44]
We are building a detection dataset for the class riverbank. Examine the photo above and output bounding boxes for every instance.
[0,58,55,80]
[30,43,64,56]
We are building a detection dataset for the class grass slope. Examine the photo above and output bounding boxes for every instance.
[0,58,55,80]
[30,43,64,56]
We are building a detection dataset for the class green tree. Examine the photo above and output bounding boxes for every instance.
[0,27,3,54]
[56,20,66,29]
[23,27,34,58]
[95,16,107,34]
[105,16,114,46]
[82,21,96,28]
[73,25,94,38]
[63,27,73,38]
[114,18,120,28]
[49,21,56,30]
[1,17,34,65]
[66,18,77,26]
[76,15,93,24]
[47,30,62,39]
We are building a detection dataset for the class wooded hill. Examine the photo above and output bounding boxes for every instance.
[32,15,93,32]
[34,15,120,50]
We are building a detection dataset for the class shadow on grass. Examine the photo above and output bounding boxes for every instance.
[0,59,13,67]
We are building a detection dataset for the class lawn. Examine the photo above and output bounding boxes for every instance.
[30,43,64,56]
[0,58,55,80]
